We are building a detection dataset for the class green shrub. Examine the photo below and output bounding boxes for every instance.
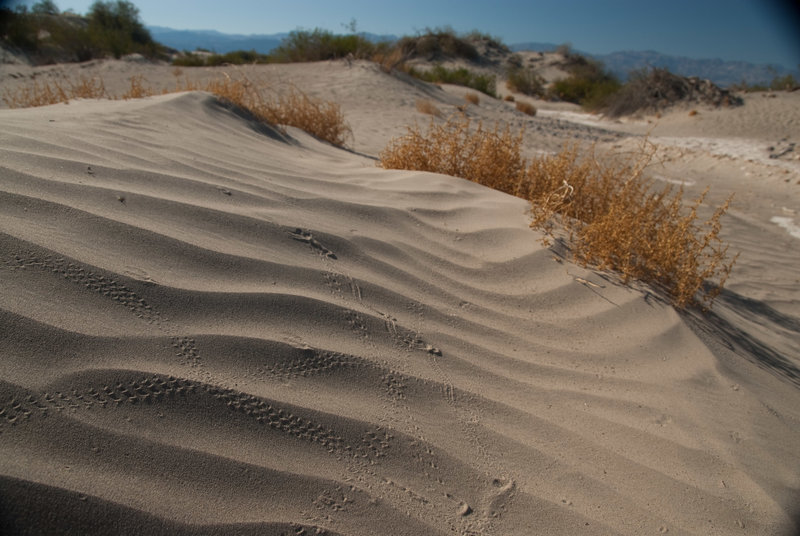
[396,27,479,60]
[406,65,496,97]
[548,58,621,110]
[173,49,273,67]
[270,28,380,62]
[464,30,509,53]
[506,65,545,97]
[770,74,798,91]
[1,0,164,63]
[172,53,207,67]
[86,0,161,59]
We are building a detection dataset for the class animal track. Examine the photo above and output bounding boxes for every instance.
[290,228,337,259]
[355,426,393,460]
[7,253,162,324]
[6,251,207,375]
[0,376,368,456]
[171,337,200,367]
[262,348,365,379]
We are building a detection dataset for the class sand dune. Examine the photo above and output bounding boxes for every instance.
[1,61,800,535]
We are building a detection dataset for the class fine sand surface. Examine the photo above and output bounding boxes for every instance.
[1,59,799,535]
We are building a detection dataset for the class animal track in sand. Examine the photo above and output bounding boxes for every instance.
[7,253,162,324]
[0,375,361,455]
[263,347,365,378]
[5,251,212,383]
[290,228,337,259]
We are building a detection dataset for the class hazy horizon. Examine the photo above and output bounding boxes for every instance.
[8,0,800,69]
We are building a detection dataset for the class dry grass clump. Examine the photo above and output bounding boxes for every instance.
[203,75,352,147]
[379,116,527,197]
[504,95,515,102]
[379,116,735,307]
[515,101,537,116]
[464,92,480,105]
[2,74,106,107]
[2,72,352,148]
[416,98,442,117]
[263,88,352,147]
[119,75,154,99]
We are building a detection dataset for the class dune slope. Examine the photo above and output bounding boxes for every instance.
[1,92,799,536]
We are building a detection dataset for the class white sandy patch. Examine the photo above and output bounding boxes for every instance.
[771,216,800,239]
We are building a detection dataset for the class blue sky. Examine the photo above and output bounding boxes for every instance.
[18,0,800,69]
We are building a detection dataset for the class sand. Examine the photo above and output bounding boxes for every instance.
[1,58,799,535]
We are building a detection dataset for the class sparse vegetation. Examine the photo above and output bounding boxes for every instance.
[416,98,442,116]
[464,92,480,105]
[2,72,352,147]
[548,56,621,110]
[506,65,545,97]
[396,27,479,61]
[515,101,537,116]
[732,73,799,92]
[379,116,735,307]
[603,67,742,117]
[270,28,387,63]
[1,73,107,107]
[405,65,496,97]
[172,49,272,67]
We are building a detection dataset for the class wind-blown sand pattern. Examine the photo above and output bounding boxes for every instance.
[1,60,799,535]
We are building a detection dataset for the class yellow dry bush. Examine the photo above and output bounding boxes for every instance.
[416,98,442,116]
[119,75,155,99]
[263,88,352,147]
[464,92,480,105]
[2,72,352,148]
[379,115,526,196]
[516,100,537,116]
[380,116,736,307]
[2,74,106,107]
[372,47,407,73]
[201,75,353,147]
[69,75,107,100]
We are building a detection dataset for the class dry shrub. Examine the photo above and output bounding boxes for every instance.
[3,72,352,148]
[262,88,352,147]
[379,115,527,196]
[464,92,480,105]
[372,47,408,73]
[119,75,154,99]
[2,74,106,107]
[516,101,537,116]
[688,109,698,116]
[204,75,352,147]
[379,116,735,307]
[416,98,442,117]
[504,95,515,102]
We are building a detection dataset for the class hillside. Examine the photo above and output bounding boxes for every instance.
[146,26,798,88]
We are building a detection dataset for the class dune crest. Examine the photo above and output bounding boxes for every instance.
[1,88,799,536]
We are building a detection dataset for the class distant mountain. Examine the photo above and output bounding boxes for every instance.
[594,50,798,88]
[511,42,798,87]
[147,26,287,54]
[148,26,395,55]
